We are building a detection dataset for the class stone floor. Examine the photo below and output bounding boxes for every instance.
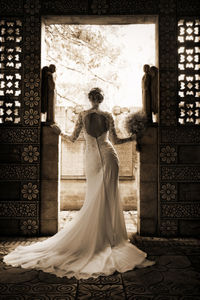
[0,235,199,299]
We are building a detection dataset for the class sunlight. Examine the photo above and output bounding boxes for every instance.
[44,24,155,115]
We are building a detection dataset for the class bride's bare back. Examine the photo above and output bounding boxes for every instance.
[64,109,134,144]
[84,112,109,138]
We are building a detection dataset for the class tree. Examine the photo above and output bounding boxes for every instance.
[44,24,125,108]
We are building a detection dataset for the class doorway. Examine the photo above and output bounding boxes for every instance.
[41,15,157,236]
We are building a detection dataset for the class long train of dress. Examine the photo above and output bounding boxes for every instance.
[3,110,155,279]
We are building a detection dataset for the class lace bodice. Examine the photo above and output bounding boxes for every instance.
[67,109,132,144]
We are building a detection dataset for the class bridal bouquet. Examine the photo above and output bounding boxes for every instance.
[125,110,147,151]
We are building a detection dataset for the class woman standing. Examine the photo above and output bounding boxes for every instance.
[3,88,154,279]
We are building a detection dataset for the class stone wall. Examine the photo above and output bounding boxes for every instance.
[60,178,138,211]
[60,139,139,211]
[138,126,158,236]
[40,125,60,235]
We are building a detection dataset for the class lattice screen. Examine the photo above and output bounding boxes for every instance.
[178,19,200,124]
[0,20,22,124]
[0,7,40,236]
[159,13,200,237]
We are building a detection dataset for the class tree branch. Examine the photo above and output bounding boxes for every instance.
[57,92,79,106]
[48,55,116,85]
[52,25,118,65]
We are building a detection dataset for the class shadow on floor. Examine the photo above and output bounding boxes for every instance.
[0,236,199,299]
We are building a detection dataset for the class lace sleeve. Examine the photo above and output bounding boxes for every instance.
[68,112,83,142]
[108,113,134,144]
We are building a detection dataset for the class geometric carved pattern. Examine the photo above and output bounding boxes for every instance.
[159,0,200,236]
[23,1,41,127]
[161,127,200,143]
[161,203,200,218]
[160,145,177,164]
[178,19,200,124]
[41,0,88,13]
[0,0,41,236]
[20,1,41,237]
[178,0,200,17]
[160,219,178,236]
[0,1,23,15]
[21,182,39,200]
[0,11,41,236]
[160,183,177,201]
[107,0,157,14]
[159,9,177,126]
[0,201,38,217]
[0,127,40,143]
[20,218,39,235]
[22,145,40,163]
[41,0,158,15]
[0,19,23,124]
[23,109,40,126]
[158,0,179,237]
[161,166,200,181]
[160,71,177,126]
[0,165,39,180]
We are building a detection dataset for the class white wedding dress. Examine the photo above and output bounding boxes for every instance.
[3,109,154,279]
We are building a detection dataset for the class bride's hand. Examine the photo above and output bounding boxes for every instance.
[130,134,136,141]
[61,131,71,141]
[61,131,67,138]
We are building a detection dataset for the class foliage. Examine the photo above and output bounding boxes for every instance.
[125,110,148,151]
[45,24,124,108]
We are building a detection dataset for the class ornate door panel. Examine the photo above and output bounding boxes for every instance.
[159,1,200,236]
[0,1,41,235]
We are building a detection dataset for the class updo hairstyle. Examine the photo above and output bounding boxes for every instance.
[88,88,104,103]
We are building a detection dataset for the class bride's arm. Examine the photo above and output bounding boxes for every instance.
[108,113,135,144]
[61,113,83,142]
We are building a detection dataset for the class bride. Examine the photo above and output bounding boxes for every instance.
[3,88,155,279]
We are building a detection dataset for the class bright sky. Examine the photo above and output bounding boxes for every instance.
[108,24,156,108]
[45,24,156,111]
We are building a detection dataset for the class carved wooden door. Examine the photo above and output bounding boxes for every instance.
[0,2,41,235]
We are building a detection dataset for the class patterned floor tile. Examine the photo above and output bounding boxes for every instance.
[126,296,178,300]
[176,246,200,256]
[122,267,163,286]
[77,284,125,299]
[38,270,77,284]
[1,295,76,300]
[0,266,38,284]
[79,272,122,285]
[79,276,102,285]
[0,238,199,300]
[100,272,122,284]
[123,252,200,298]
[157,255,191,269]
[0,283,77,299]
[133,245,181,256]
[0,296,29,300]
